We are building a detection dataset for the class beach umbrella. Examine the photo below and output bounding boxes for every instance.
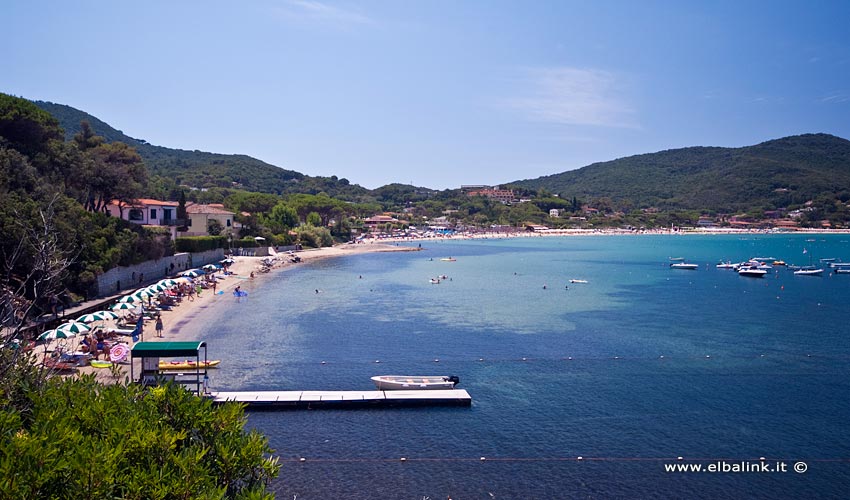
[181,269,203,278]
[37,329,76,341]
[111,302,137,311]
[158,279,177,287]
[131,288,157,299]
[56,322,91,334]
[118,294,142,303]
[76,312,107,323]
[202,264,219,271]
[220,258,234,264]
[147,283,168,292]
[109,343,130,363]
[92,310,119,320]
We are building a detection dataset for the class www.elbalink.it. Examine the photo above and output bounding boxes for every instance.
[664,461,808,474]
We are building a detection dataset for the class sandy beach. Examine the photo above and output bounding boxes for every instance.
[45,242,418,383]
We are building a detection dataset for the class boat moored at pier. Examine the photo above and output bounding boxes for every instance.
[371,375,460,390]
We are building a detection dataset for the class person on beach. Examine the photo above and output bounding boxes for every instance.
[212,281,217,294]
[155,315,164,337]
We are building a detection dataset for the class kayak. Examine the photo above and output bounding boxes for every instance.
[158,360,221,370]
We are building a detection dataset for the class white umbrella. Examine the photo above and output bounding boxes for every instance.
[131,288,157,299]
[158,279,177,287]
[147,283,167,292]
[56,322,91,334]
[182,269,203,278]
[220,258,234,264]
[76,312,107,323]
[92,310,119,320]
[118,294,142,303]
[37,329,76,341]
[111,302,137,311]
[202,264,219,271]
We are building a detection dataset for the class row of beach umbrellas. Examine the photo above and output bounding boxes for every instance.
[37,270,221,342]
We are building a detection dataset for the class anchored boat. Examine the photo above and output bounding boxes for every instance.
[371,375,459,390]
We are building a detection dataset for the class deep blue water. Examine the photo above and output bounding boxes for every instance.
[179,234,850,499]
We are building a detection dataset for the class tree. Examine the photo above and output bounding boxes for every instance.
[176,190,188,232]
[306,211,322,226]
[207,218,224,236]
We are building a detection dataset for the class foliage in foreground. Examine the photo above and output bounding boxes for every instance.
[0,371,280,499]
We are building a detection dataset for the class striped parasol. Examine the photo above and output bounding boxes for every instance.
[76,312,107,323]
[37,329,75,341]
[56,321,92,334]
[111,302,138,311]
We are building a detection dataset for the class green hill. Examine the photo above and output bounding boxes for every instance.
[511,134,850,213]
[32,100,371,199]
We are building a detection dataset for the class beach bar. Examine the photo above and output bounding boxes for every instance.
[130,341,209,395]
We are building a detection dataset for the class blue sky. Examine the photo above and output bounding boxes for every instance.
[3,0,849,189]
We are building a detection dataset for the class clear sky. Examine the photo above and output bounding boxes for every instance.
[3,1,849,189]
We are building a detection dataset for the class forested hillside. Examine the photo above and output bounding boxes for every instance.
[34,100,372,199]
[511,134,850,213]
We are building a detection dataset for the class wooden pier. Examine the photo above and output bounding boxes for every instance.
[210,389,472,409]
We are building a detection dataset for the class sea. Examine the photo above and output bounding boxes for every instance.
[177,234,850,499]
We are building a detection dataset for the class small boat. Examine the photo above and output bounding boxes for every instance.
[819,258,836,263]
[670,262,699,270]
[716,261,736,269]
[440,258,457,262]
[793,267,824,276]
[371,375,459,390]
[829,262,850,269]
[772,260,787,266]
[835,268,850,274]
[569,279,588,284]
[738,266,767,278]
[158,360,221,370]
[429,278,440,284]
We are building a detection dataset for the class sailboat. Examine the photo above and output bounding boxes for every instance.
[794,248,824,276]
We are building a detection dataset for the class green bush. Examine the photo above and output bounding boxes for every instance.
[0,376,280,499]
[175,236,227,253]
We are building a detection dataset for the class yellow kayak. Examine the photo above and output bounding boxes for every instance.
[158,360,221,370]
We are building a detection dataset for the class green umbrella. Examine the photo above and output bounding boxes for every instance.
[118,294,142,303]
[132,288,156,299]
[92,310,119,320]
[158,279,177,287]
[181,269,203,278]
[76,312,106,323]
[147,283,167,292]
[111,302,137,311]
[56,321,91,334]
[37,329,75,341]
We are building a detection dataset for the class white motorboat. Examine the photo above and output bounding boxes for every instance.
[569,279,589,284]
[371,375,459,390]
[716,261,736,269]
[738,266,767,277]
[794,267,824,276]
[670,262,699,270]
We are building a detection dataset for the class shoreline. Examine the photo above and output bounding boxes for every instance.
[44,228,846,382]
[52,242,418,382]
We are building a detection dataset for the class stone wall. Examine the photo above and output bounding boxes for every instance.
[94,249,225,298]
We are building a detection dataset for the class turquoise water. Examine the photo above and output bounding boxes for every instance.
[178,234,850,499]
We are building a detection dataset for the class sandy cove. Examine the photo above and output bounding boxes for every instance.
[52,242,417,383]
